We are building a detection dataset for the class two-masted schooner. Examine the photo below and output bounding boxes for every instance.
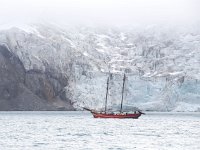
[84,73,144,119]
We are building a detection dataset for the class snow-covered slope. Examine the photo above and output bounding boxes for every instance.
[0,23,200,111]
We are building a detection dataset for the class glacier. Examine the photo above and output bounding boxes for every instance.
[0,23,200,111]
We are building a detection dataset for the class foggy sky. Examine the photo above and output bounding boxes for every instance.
[0,0,199,26]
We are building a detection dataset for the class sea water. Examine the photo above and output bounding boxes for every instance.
[0,111,199,150]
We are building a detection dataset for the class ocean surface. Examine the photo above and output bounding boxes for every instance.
[0,111,199,150]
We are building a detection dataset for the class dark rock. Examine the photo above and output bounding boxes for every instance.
[0,45,74,110]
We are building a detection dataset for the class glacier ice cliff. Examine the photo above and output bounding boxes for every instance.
[0,23,200,111]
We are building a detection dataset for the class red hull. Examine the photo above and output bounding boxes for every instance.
[91,112,142,119]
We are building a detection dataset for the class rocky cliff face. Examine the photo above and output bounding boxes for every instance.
[0,23,200,111]
[0,45,74,110]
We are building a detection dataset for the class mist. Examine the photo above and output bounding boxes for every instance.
[0,0,199,27]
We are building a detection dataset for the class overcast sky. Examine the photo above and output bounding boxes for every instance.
[0,0,199,26]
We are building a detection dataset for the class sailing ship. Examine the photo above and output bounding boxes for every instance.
[84,73,144,119]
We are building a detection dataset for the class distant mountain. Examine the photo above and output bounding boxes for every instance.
[0,23,200,111]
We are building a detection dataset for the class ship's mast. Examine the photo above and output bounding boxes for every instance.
[105,74,110,114]
[120,73,126,113]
